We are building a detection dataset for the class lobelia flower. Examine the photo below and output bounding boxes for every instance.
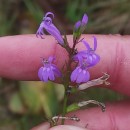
[38,56,62,82]
[70,58,90,84]
[36,12,64,45]
[74,36,100,67]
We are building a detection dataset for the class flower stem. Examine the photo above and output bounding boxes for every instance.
[61,38,78,125]
[61,91,68,124]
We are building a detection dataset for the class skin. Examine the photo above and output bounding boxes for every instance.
[0,34,130,130]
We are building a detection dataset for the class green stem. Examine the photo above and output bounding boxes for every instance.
[61,38,78,125]
[61,91,68,124]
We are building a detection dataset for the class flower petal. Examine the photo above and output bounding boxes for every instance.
[81,70,90,83]
[50,24,61,35]
[93,36,97,51]
[87,54,100,67]
[38,67,49,82]
[48,68,55,81]
[74,21,81,30]
[76,69,90,83]
[70,67,79,82]
[42,69,49,82]
[36,23,45,39]
[45,12,54,19]
[82,14,88,25]
[48,56,55,63]
[76,71,84,83]
[51,65,62,77]
[44,23,64,45]
[82,40,91,51]
[38,67,44,81]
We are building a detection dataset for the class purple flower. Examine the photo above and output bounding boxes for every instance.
[38,56,62,82]
[36,12,64,45]
[74,14,88,32]
[73,14,88,42]
[71,59,90,84]
[74,36,100,67]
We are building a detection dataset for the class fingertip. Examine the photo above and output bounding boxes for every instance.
[31,122,50,130]
[31,123,88,130]
[49,125,88,130]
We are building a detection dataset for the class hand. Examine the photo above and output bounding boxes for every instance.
[0,34,130,130]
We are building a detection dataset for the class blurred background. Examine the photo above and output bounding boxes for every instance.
[0,0,130,129]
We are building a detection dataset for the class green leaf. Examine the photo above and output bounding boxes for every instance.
[23,0,43,23]
[41,82,59,119]
[67,103,80,113]
[20,82,42,114]
[54,83,64,101]
[71,87,78,94]
[9,93,26,114]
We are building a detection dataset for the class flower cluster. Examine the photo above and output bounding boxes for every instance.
[37,12,100,84]
[71,37,100,83]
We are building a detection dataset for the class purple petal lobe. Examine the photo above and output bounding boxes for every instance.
[70,67,79,82]
[38,67,44,81]
[82,70,90,83]
[76,69,89,83]
[71,66,90,84]
[45,12,54,19]
[52,66,62,77]
[48,69,55,81]
[74,21,81,30]
[42,69,49,82]
[44,23,64,45]
[82,40,91,50]
[82,14,88,25]
[87,54,100,67]
[38,67,49,82]
[76,71,83,83]
[93,36,97,51]
[48,56,55,63]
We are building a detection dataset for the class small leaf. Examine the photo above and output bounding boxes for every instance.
[20,81,43,113]
[67,103,80,113]
[54,83,64,101]
[71,87,78,94]
[9,93,26,114]
[42,82,59,119]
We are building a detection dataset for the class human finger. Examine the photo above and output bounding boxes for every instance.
[32,124,87,130]
[32,101,130,130]
[31,122,50,130]
[0,34,130,96]
[65,101,130,130]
